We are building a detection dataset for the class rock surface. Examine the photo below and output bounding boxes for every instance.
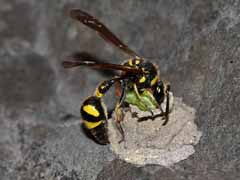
[0,0,240,180]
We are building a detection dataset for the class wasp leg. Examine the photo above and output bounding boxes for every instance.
[159,106,165,116]
[162,84,171,126]
[95,77,128,144]
[133,84,154,116]
[114,80,126,143]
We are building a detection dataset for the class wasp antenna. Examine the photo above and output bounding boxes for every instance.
[70,9,90,21]
[62,61,79,68]
[62,60,96,68]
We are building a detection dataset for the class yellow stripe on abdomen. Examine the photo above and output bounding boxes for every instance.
[83,120,102,129]
[83,105,100,117]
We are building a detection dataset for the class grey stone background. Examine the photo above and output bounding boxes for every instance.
[0,0,239,179]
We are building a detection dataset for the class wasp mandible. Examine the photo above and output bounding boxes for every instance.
[62,9,173,145]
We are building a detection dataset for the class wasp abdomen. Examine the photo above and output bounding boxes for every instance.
[80,96,109,144]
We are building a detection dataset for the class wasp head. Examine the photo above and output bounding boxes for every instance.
[153,80,166,105]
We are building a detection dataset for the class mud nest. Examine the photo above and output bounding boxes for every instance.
[108,96,202,166]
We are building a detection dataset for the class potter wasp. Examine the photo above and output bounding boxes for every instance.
[62,9,173,145]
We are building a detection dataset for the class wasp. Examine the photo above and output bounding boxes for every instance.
[62,9,173,145]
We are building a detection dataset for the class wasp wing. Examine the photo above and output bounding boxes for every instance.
[62,57,142,74]
[68,52,117,77]
[70,9,140,58]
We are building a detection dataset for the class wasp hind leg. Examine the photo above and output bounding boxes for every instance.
[96,78,127,143]
[114,81,127,143]
[81,77,126,145]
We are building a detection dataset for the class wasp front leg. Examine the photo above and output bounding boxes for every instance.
[153,81,174,126]
[161,83,175,125]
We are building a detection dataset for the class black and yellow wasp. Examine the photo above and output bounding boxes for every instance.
[62,9,172,145]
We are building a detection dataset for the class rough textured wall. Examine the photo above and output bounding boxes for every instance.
[0,0,239,179]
